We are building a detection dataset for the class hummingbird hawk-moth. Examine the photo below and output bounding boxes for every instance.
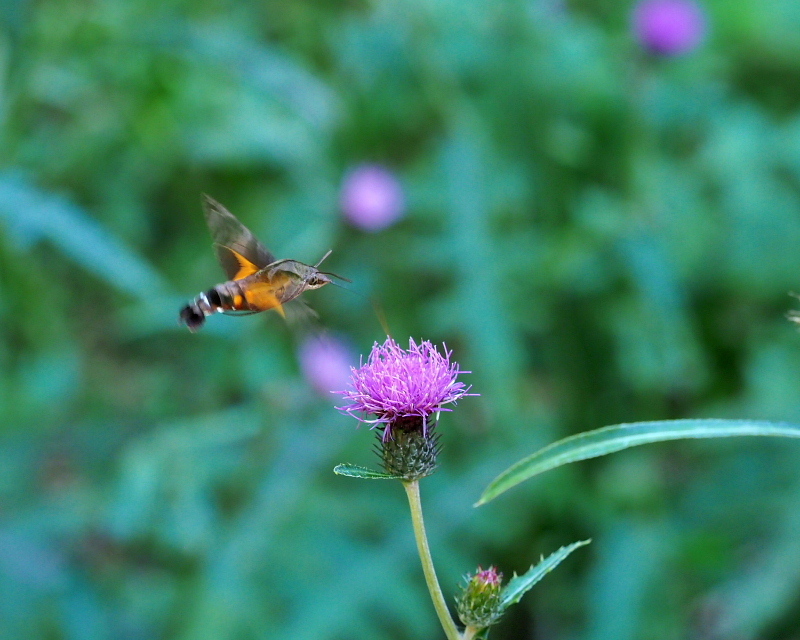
[179,195,345,332]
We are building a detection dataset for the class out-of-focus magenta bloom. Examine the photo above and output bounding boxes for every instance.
[299,335,355,395]
[335,337,474,438]
[632,0,706,56]
[339,164,405,232]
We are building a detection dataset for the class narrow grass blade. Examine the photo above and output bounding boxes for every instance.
[477,419,800,505]
[0,173,167,298]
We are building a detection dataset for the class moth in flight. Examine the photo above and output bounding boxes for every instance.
[179,195,346,332]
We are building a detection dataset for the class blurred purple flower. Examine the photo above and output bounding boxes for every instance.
[299,335,355,395]
[340,164,405,232]
[335,337,474,439]
[633,0,707,56]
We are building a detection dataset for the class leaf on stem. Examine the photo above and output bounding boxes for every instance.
[333,463,405,480]
[477,419,800,505]
[499,540,591,612]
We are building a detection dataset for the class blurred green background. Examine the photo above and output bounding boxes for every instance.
[2,0,800,638]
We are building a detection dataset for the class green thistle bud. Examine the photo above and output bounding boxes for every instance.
[377,417,440,480]
[455,565,504,630]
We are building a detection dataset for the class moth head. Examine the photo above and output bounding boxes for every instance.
[305,272,334,290]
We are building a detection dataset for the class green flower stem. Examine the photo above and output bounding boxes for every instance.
[403,480,462,640]
[461,626,479,640]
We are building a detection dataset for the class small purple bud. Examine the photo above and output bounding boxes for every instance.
[632,0,707,56]
[299,335,355,395]
[340,164,405,232]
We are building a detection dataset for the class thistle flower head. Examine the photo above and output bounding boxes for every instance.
[456,565,505,629]
[335,337,473,439]
[335,337,475,479]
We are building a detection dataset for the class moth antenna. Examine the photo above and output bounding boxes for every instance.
[314,249,333,267]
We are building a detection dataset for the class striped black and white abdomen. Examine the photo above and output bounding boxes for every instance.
[179,280,248,332]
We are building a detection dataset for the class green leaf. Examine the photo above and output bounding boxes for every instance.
[0,173,168,299]
[477,419,800,505]
[499,540,591,611]
[333,464,404,480]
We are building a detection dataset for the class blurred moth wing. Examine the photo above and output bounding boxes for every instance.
[179,195,340,331]
[204,194,275,279]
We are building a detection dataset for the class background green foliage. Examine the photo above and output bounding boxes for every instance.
[1,0,800,638]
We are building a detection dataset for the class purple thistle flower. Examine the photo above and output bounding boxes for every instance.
[632,0,707,57]
[339,164,405,232]
[335,337,474,440]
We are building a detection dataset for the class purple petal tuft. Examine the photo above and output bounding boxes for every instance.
[335,337,476,434]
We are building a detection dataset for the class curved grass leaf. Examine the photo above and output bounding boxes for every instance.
[0,173,167,299]
[500,540,591,611]
[477,419,800,505]
[333,464,404,480]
